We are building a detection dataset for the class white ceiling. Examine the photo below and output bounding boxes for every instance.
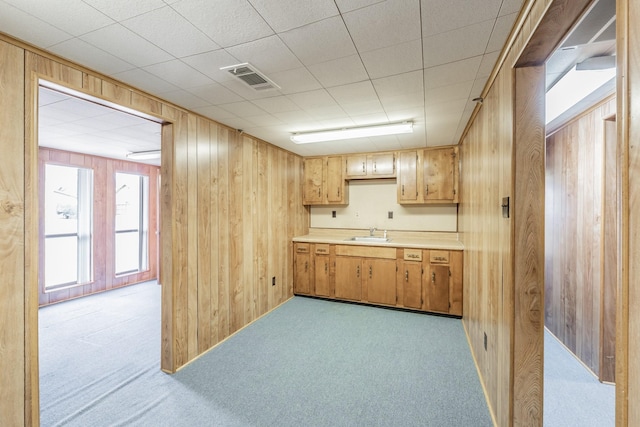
[1,0,529,158]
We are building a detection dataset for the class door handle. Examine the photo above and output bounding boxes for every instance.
[405,270,409,282]
[369,265,372,279]
[431,272,436,283]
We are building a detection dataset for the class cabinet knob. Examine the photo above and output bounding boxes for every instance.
[362,161,365,172]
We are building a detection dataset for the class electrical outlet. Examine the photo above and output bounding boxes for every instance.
[272,276,276,286]
[484,332,487,351]
[388,211,393,219]
[332,210,336,218]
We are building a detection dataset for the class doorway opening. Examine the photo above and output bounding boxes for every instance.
[543,0,616,424]
[37,83,163,424]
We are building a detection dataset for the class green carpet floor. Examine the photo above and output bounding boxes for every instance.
[39,281,492,426]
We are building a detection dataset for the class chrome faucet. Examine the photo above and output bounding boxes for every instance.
[369,227,377,236]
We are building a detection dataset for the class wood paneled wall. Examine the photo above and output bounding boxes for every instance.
[0,32,309,425]
[0,39,26,427]
[37,147,160,306]
[544,97,616,381]
[618,0,639,424]
[458,0,592,425]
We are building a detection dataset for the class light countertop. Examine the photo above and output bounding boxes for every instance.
[293,228,464,250]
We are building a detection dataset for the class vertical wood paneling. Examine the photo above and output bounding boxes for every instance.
[544,97,615,379]
[186,115,198,361]
[208,122,220,346]
[217,127,231,342]
[196,117,212,353]
[513,65,545,425]
[0,40,26,427]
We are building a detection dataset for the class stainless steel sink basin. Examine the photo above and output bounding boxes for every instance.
[346,236,391,243]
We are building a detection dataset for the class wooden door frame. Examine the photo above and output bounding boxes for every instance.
[25,74,173,424]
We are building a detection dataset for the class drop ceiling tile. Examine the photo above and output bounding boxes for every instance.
[349,113,391,126]
[272,110,319,128]
[122,6,220,58]
[425,99,467,118]
[339,101,385,117]
[268,68,323,95]
[218,101,267,117]
[219,116,262,131]
[287,89,338,111]
[225,35,303,74]
[251,96,301,114]
[171,0,273,47]
[143,59,214,89]
[248,0,339,32]
[424,56,482,89]
[487,13,518,53]
[500,0,525,16]
[423,20,494,68]
[191,105,238,120]
[421,0,502,36]
[81,24,173,67]
[218,78,283,101]
[343,0,421,52]
[82,0,166,21]
[158,89,210,109]
[335,0,386,14]
[49,38,136,75]
[0,2,72,48]
[425,80,474,104]
[185,82,244,105]
[327,81,378,104]
[470,78,488,99]
[113,68,179,94]
[386,106,425,124]
[3,0,114,36]
[306,106,348,120]
[181,49,242,82]
[361,38,423,79]
[477,51,500,80]
[307,55,368,88]
[280,16,356,66]
[372,70,424,110]
[240,114,285,127]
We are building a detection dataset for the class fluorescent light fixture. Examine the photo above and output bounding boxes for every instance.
[126,150,161,160]
[290,122,413,144]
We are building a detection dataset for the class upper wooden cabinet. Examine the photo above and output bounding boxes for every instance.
[345,152,396,179]
[302,156,348,205]
[424,147,458,203]
[397,146,459,204]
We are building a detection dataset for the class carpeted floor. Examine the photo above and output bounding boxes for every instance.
[544,329,615,426]
[39,281,615,426]
[39,282,491,426]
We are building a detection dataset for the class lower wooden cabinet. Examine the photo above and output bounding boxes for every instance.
[293,243,311,295]
[293,242,463,316]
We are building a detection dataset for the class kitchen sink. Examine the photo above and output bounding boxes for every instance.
[346,236,391,243]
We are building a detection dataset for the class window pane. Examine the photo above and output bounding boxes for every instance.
[115,173,141,231]
[44,164,93,288]
[115,231,140,274]
[45,164,78,235]
[45,236,78,286]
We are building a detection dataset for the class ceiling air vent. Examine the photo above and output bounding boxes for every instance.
[220,63,280,91]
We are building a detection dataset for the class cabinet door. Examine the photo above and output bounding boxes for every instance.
[424,147,456,202]
[314,255,332,297]
[397,151,418,202]
[400,261,423,309]
[449,251,463,316]
[335,256,362,301]
[303,157,324,204]
[345,154,367,178]
[426,264,450,313]
[294,250,311,294]
[326,156,345,203]
[364,258,396,305]
[370,152,396,177]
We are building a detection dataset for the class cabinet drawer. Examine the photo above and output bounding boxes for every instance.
[314,244,330,255]
[403,249,423,261]
[295,243,310,254]
[335,245,396,259]
[430,250,449,264]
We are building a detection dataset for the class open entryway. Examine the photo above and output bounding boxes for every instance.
[37,83,163,424]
